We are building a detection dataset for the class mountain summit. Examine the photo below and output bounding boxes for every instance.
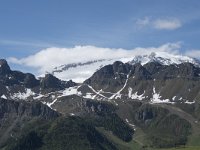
[129,52,200,66]
[50,52,200,82]
[0,59,11,75]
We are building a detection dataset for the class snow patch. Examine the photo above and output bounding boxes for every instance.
[60,86,82,97]
[33,94,45,100]
[87,85,108,100]
[130,51,199,66]
[128,87,145,100]
[11,89,35,100]
[172,96,176,101]
[113,100,118,106]
[70,113,75,116]
[1,95,7,99]
[109,73,130,99]
[46,99,58,108]
[150,87,172,104]
[83,93,96,99]
[125,119,136,130]
[185,100,195,104]
[52,58,133,83]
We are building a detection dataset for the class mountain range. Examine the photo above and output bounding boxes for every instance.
[50,51,200,82]
[0,52,200,150]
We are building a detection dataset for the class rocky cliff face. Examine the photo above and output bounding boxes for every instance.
[0,98,60,119]
[0,59,11,75]
[83,61,200,103]
[0,57,200,149]
[0,59,77,101]
[40,74,76,92]
[1,59,200,111]
[0,98,60,147]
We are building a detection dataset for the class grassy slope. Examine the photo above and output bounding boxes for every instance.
[4,117,117,150]
[97,127,200,150]
[114,100,200,149]
[2,99,200,150]
[152,147,200,150]
[97,127,141,150]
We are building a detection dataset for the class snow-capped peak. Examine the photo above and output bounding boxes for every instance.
[129,51,199,66]
[50,52,199,83]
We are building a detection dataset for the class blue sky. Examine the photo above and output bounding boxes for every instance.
[0,0,200,74]
[0,0,200,57]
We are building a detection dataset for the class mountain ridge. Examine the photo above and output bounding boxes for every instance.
[49,52,200,82]
[0,54,200,149]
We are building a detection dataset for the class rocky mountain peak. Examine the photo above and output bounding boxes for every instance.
[129,51,200,66]
[143,62,162,74]
[40,74,77,93]
[40,74,62,89]
[47,51,200,83]
[0,59,11,75]
[24,73,40,88]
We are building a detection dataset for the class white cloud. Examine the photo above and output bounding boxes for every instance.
[8,43,181,75]
[136,17,150,27]
[135,17,182,30]
[185,50,200,59]
[153,18,182,30]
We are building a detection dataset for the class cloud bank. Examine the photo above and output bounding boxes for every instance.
[136,17,182,30]
[185,50,200,58]
[153,19,182,30]
[8,43,181,75]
